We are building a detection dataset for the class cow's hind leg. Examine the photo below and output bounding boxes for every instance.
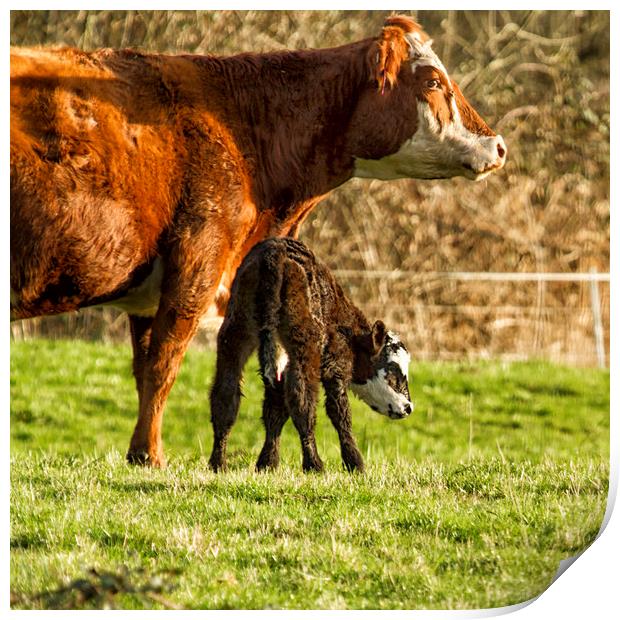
[128,315,152,393]
[126,228,227,468]
[208,316,256,472]
[126,315,154,463]
[126,314,200,467]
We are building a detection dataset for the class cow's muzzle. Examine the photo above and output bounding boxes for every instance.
[463,135,507,180]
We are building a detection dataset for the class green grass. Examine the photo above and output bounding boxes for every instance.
[10,339,610,609]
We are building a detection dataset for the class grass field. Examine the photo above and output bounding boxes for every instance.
[10,339,609,610]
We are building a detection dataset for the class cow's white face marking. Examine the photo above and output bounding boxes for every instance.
[354,34,506,181]
[351,332,413,419]
[355,100,503,181]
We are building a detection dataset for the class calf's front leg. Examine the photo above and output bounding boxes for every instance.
[323,378,365,472]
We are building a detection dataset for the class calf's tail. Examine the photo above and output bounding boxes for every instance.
[256,244,287,387]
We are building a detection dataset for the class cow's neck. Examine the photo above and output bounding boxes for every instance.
[197,40,374,219]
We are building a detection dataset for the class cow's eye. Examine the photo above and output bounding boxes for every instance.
[426,79,442,90]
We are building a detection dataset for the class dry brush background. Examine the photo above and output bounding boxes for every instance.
[10,10,610,365]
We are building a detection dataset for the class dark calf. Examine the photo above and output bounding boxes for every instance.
[209,238,412,473]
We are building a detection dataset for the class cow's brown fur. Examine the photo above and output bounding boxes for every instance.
[209,237,409,473]
[10,15,497,466]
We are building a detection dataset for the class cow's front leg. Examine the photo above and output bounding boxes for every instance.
[323,377,365,473]
[126,232,226,467]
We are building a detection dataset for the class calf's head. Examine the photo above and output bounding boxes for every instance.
[350,320,413,420]
[352,15,506,181]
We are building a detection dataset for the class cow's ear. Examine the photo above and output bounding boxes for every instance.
[371,320,387,355]
[369,22,411,93]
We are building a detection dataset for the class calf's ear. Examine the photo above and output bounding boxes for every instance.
[371,320,387,355]
[353,321,386,360]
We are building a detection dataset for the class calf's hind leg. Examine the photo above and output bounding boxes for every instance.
[208,317,256,472]
[256,382,288,471]
[285,348,323,472]
[279,264,323,472]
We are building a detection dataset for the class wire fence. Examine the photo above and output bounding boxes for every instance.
[332,269,610,368]
[10,271,610,368]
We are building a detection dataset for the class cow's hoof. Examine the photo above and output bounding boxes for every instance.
[126,449,165,468]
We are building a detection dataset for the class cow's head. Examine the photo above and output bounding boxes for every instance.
[351,15,506,181]
[350,321,413,419]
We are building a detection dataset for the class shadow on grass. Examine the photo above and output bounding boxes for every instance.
[106,481,170,494]
[10,566,184,610]
[10,535,47,550]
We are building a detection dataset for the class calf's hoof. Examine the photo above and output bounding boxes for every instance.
[256,448,279,472]
[302,457,324,473]
[343,460,365,473]
[126,449,166,468]
[256,460,278,472]
[208,456,227,473]
[343,452,365,473]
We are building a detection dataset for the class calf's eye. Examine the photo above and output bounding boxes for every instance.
[426,79,441,90]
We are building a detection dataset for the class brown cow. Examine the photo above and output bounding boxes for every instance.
[10,15,506,467]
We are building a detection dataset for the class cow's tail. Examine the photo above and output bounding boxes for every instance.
[256,243,288,387]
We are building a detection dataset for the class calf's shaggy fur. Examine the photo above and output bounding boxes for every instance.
[209,238,412,473]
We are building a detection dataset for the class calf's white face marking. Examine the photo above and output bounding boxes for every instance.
[354,34,506,181]
[351,332,413,419]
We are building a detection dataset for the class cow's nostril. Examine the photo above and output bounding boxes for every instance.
[496,138,506,159]
[404,403,412,415]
